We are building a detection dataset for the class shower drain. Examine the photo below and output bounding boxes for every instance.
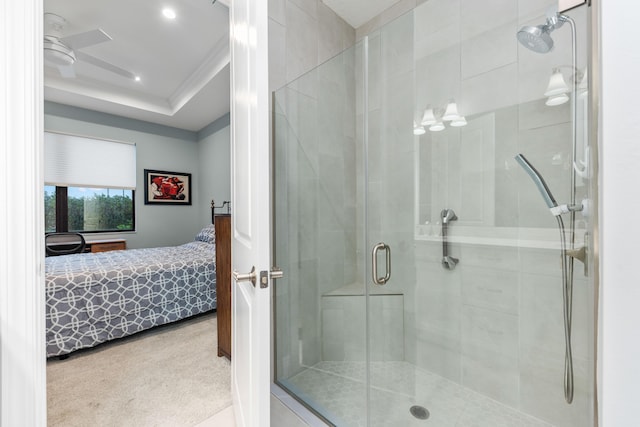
[409,405,430,420]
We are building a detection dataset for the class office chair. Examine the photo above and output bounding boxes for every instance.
[45,232,86,257]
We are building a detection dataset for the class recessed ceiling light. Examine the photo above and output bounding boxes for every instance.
[134,76,141,82]
[162,8,176,20]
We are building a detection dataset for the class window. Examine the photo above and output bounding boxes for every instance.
[44,131,137,233]
[45,185,135,233]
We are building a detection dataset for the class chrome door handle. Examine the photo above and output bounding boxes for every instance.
[372,242,391,285]
[441,208,459,270]
[233,266,256,286]
[270,267,284,280]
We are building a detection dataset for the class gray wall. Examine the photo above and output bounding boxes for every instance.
[197,114,232,226]
[44,102,230,249]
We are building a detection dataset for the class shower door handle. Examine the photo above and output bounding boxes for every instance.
[372,242,391,285]
[441,209,459,270]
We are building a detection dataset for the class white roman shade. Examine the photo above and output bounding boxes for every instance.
[44,132,136,190]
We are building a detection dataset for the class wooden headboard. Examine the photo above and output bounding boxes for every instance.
[211,199,231,223]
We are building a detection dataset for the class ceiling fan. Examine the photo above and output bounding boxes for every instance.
[44,12,136,80]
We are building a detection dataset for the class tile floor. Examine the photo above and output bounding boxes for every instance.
[282,361,554,427]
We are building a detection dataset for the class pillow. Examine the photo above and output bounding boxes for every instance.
[195,224,215,244]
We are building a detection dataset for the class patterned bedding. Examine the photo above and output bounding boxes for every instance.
[45,240,217,357]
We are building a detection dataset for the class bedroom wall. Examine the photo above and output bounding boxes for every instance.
[197,113,232,227]
[44,102,230,249]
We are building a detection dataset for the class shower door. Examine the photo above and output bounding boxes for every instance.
[274,1,595,426]
[273,39,368,425]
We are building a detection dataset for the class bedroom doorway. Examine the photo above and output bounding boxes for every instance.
[40,0,234,425]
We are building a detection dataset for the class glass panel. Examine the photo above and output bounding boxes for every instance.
[44,185,56,233]
[273,41,367,425]
[67,187,134,232]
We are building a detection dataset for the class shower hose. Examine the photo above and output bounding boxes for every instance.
[556,215,574,404]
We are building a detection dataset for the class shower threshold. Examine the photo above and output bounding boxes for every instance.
[281,361,553,427]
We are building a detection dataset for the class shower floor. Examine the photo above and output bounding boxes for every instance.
[281,361,552,427]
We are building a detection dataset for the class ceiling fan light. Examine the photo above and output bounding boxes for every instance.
[44,38,76,66]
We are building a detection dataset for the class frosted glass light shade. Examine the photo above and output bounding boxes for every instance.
[544,69,569,97]
[421,108,437,126]
[429,121,445,132]
[546,93,569,106]
[413,125,426,135]
[442,101,460,121]
[450,116,467,127]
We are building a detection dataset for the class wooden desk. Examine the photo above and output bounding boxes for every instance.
[214,214,232,360]
[86,239,126,253]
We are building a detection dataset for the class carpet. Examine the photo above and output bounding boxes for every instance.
[47,311,232,427]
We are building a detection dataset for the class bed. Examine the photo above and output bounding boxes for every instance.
[45,225,217,357]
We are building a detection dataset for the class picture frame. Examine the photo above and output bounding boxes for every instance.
[143,169,192,205]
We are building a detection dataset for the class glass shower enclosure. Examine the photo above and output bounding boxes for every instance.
[274,1,594,426]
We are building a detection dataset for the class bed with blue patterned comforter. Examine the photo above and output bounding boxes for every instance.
[45,238,217,357]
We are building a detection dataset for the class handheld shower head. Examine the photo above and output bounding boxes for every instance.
[514,154,558,209]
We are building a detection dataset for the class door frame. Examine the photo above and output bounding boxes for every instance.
[0,0,47,425]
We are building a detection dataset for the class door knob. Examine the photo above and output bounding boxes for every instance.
[233,266,256,286]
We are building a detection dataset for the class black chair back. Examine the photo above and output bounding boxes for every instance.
[45,232,86,257]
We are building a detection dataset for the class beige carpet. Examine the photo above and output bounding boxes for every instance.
[47,312,232,427]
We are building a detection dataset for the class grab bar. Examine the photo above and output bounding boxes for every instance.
[372,242,391,285]
[441,209,459,270]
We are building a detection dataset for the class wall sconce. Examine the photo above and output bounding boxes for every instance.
[413,121,426,135]
[442,101,460,121]
[429,121,445,132]
[420,108,437,126]
[544,68,570,106]
[416,100,467,134]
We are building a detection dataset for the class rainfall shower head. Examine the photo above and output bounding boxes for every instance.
[517,13,567,53]
[514,154,558,209]
[517,25,554,53]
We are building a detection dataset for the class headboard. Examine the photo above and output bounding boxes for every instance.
[211,199,231,223]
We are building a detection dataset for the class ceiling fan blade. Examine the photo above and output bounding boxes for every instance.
[76,51,136,80]
[57,64,76,78]
[60,28,111,50]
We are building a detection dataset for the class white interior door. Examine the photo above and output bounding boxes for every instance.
[228,0,271,426]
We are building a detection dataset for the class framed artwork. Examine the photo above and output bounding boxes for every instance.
[143,169,192,205]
